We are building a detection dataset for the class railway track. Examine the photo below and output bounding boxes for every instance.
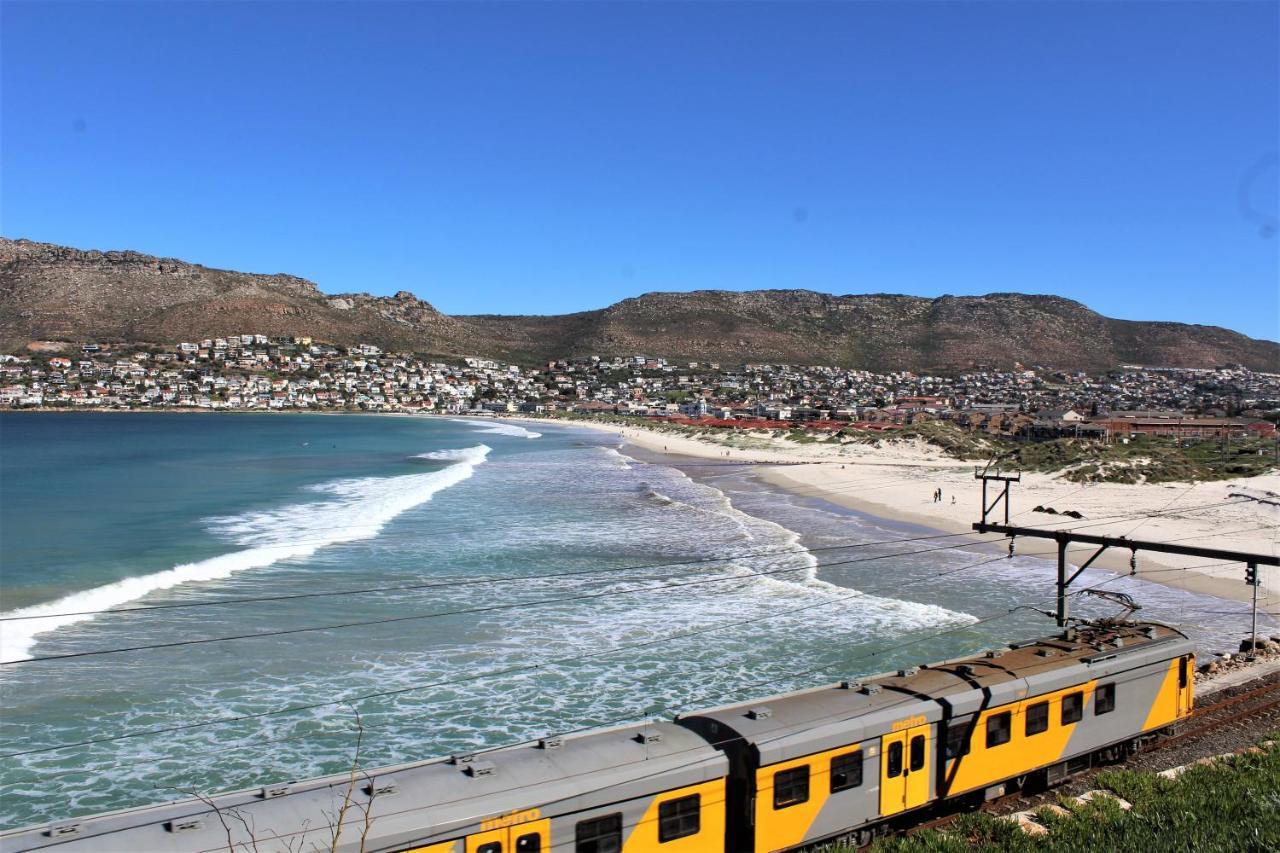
[1162,677,1280,750]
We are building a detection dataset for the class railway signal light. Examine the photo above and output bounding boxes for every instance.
[1245,564,1258,586]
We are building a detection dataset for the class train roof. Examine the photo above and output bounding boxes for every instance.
[1,720,725,853]
[676,622,1191,765]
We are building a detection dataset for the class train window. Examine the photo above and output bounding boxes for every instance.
[478,844,502,853]
[575,813,622,853]
[944,723,970,759]
[1025,701,1049,736]
[516,834,541,853]
[986,712,1011,748]
[773,766,810,809]
[1095,684,1116,715]
[658,794,700,842]
[1062,692,1084,725]
[886,741,903,778]
[830,751,863,791]
[909,735,925,771]
[1179,656,1189,689]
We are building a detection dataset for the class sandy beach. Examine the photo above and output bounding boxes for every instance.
[512,416,1280,618]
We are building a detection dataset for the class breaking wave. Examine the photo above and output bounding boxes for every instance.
[0,445,491,663]
[450,418,541,439]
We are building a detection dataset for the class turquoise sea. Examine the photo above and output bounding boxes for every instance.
[0,413,1268,828]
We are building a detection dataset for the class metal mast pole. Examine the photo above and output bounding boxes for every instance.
[973,482,1278,635]
[1249,561,1259,660]
[1056,537,1069,627]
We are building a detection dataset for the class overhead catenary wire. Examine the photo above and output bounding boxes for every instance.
[2,535,1009,665]
[5,507,1264,764]
[1,549,1053,790]
[5,500,1264,683]
[4,430,1271,806]
[1,551,1037,789]
[6,541,1253,802]
[3,491,1255,626]
[0,540,1048,760]
[11,557,1125,830]
[0,530,986,623]
[12,559,1268,841]
[144,586,1186,853]
[152,608,1031,847]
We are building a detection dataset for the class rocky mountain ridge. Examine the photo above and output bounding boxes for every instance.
[2,237,1276,372]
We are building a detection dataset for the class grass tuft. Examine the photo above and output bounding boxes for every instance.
[818,741,1280,852]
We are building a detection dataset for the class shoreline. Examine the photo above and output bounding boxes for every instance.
[8,408,1277,619]
[512,415,1280,619]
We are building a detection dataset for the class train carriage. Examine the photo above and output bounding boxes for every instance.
[675,622,1195,851]
[0,722,728,853]
[0,622,1195,853]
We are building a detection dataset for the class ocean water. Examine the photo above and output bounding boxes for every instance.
[0,413,1269,828]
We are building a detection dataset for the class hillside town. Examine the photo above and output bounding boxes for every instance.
[1,335,1277,441]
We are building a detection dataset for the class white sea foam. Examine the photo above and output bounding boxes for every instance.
[3,425,1265,830]
[600,446,634,470]
[450,418,541,439]
[0,445,491,663]
[413,447,487,462]
[628,463,972,631]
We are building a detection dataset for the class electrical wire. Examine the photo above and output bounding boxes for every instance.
[0,466,1259,799]
[2,536,1006,665]
[1,475,1258,625]
[0,541,1032,759]
[7,540,1250,830]
[1,550,1029,787]
[0,531,984,624]
[1,489,1254,656]
[4,503,1263,753]
[10,569,1115,837]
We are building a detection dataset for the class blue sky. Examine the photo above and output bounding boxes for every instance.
[3,1,1277,340]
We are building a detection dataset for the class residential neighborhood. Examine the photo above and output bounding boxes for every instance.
[1,335,1277,441]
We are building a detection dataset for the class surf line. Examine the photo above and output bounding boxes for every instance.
[0,445,491,664]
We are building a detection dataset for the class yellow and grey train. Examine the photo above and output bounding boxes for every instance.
[1,622,1195,853]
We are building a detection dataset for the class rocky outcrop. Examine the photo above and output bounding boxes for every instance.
[0,238,467,353]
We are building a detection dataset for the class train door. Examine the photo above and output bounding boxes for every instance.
[880,732,907,816]
[879,725,931,817]
[465,819,549,853]
[904,725,930,809]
